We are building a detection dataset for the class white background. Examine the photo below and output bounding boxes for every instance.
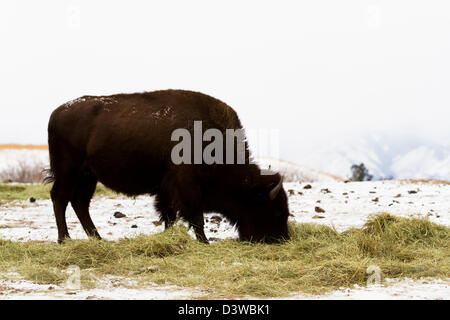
[0,0,449,170]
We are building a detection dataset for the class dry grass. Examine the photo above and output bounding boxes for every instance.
[0,144,48,150]
[0,160,47,183]
[0,145,49,183]
[0,214,448,297]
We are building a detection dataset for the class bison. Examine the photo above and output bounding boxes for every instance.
[46,90,290,243]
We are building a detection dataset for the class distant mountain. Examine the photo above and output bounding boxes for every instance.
[296,133,450,181]
[256,157,342,183]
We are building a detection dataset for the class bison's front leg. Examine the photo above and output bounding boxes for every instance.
[189,214,209,244]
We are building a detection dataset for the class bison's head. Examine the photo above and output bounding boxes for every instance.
[236,171,290,243]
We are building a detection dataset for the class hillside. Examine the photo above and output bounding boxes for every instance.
[297,133,450,181]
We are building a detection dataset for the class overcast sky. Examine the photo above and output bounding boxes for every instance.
[1,0,449,162]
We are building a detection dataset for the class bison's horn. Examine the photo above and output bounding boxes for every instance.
[269,177,283,200]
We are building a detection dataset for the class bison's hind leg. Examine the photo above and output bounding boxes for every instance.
[71,171,101,240]
[51,180,73,243]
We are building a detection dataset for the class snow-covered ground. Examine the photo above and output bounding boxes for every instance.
[0,180,449,299]
[0,276,447,300]
[285,278,449,300]
[1,180,449,242]
[0,275,206,300]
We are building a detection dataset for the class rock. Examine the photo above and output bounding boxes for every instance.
[312,215,325,219]
[146,266,160,273]
[113,211,126,218]
[131,224,138,228]
[288,189,295,196]
[315,206,325,213]
[320,188,331,194]
[408,190,418,194]
[372,197,379,202]
[342,192,348,195]
[303,184,312,189]
[369,191,376,194]
[29,197,36,203]
[152,221,163,226]
[298,192,303,196]
[395,194,402,198]
[316,200,321,203]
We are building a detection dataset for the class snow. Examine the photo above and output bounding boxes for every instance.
[280,278,450,300]
[0,276,205,300]
[0,276,448,300]
[1,180,448,242]
[286,180,450,231]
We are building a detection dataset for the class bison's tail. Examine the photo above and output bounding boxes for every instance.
[44,124,57,185]
[42,167,55,184]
